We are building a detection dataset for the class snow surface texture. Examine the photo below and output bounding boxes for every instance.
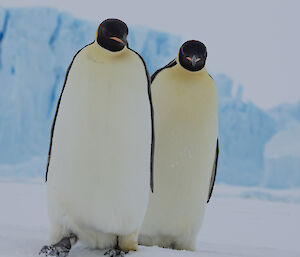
[0,7,299,189]
[0,181,299,257]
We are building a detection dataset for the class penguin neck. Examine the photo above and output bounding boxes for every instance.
[87,41,128,62]
[175,56,208,77]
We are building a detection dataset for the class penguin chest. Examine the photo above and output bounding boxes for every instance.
[151,72,218,205]
[47,53,151,233]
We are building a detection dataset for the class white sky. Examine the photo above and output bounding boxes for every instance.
[1,0,300,109]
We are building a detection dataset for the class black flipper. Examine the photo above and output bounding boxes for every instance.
[45,42,93,182]
[207,139,219,203]
[151,59,177,83]
[128,48,155,193]
[142,58,177,191]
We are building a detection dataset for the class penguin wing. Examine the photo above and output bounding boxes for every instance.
[128,48,155,192]
[45,42,93,182]
[207,139,219,203]
[151,59,177,83]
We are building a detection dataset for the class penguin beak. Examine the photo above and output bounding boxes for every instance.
[186,55,201,67]
[110,36,126,45]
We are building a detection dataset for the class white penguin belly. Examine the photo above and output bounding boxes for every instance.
[47,46,151,238]
[140,68,218,240]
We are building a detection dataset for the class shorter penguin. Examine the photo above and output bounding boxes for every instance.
[139,40,219,251]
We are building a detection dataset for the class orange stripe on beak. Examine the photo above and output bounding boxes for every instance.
[110,37,125,45]
[186,57,201,62]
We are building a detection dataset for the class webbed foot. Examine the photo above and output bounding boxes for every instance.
[104,248,128,257]
[39,233,77,257]
[39,245,70,257]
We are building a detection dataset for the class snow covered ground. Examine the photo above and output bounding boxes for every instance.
[0,181,299,257]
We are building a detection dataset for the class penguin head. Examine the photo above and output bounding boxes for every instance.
[96,19,128,52]
[178,40,207,72]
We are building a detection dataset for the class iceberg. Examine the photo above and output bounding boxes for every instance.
[0,7,299,190]
[263,123,300,188]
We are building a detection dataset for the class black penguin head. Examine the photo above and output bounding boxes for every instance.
[96,19,128,52]
[178,40,207,72]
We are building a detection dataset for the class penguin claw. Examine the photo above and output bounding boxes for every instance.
[119,251,127,257]
[39,245,50,255]
[104,248,128,257]
[39,245,70,257]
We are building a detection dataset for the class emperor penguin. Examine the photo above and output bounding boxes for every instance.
[139,40,219,251]
[39,19,153,257]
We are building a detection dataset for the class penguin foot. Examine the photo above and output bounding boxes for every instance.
[39,233,77,257]
[39,245,70,257]
[104,248,128,257]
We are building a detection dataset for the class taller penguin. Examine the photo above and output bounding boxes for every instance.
[39,19,153,257]
[139,40,219,251]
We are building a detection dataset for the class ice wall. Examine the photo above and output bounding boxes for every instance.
[0,7,298,188]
